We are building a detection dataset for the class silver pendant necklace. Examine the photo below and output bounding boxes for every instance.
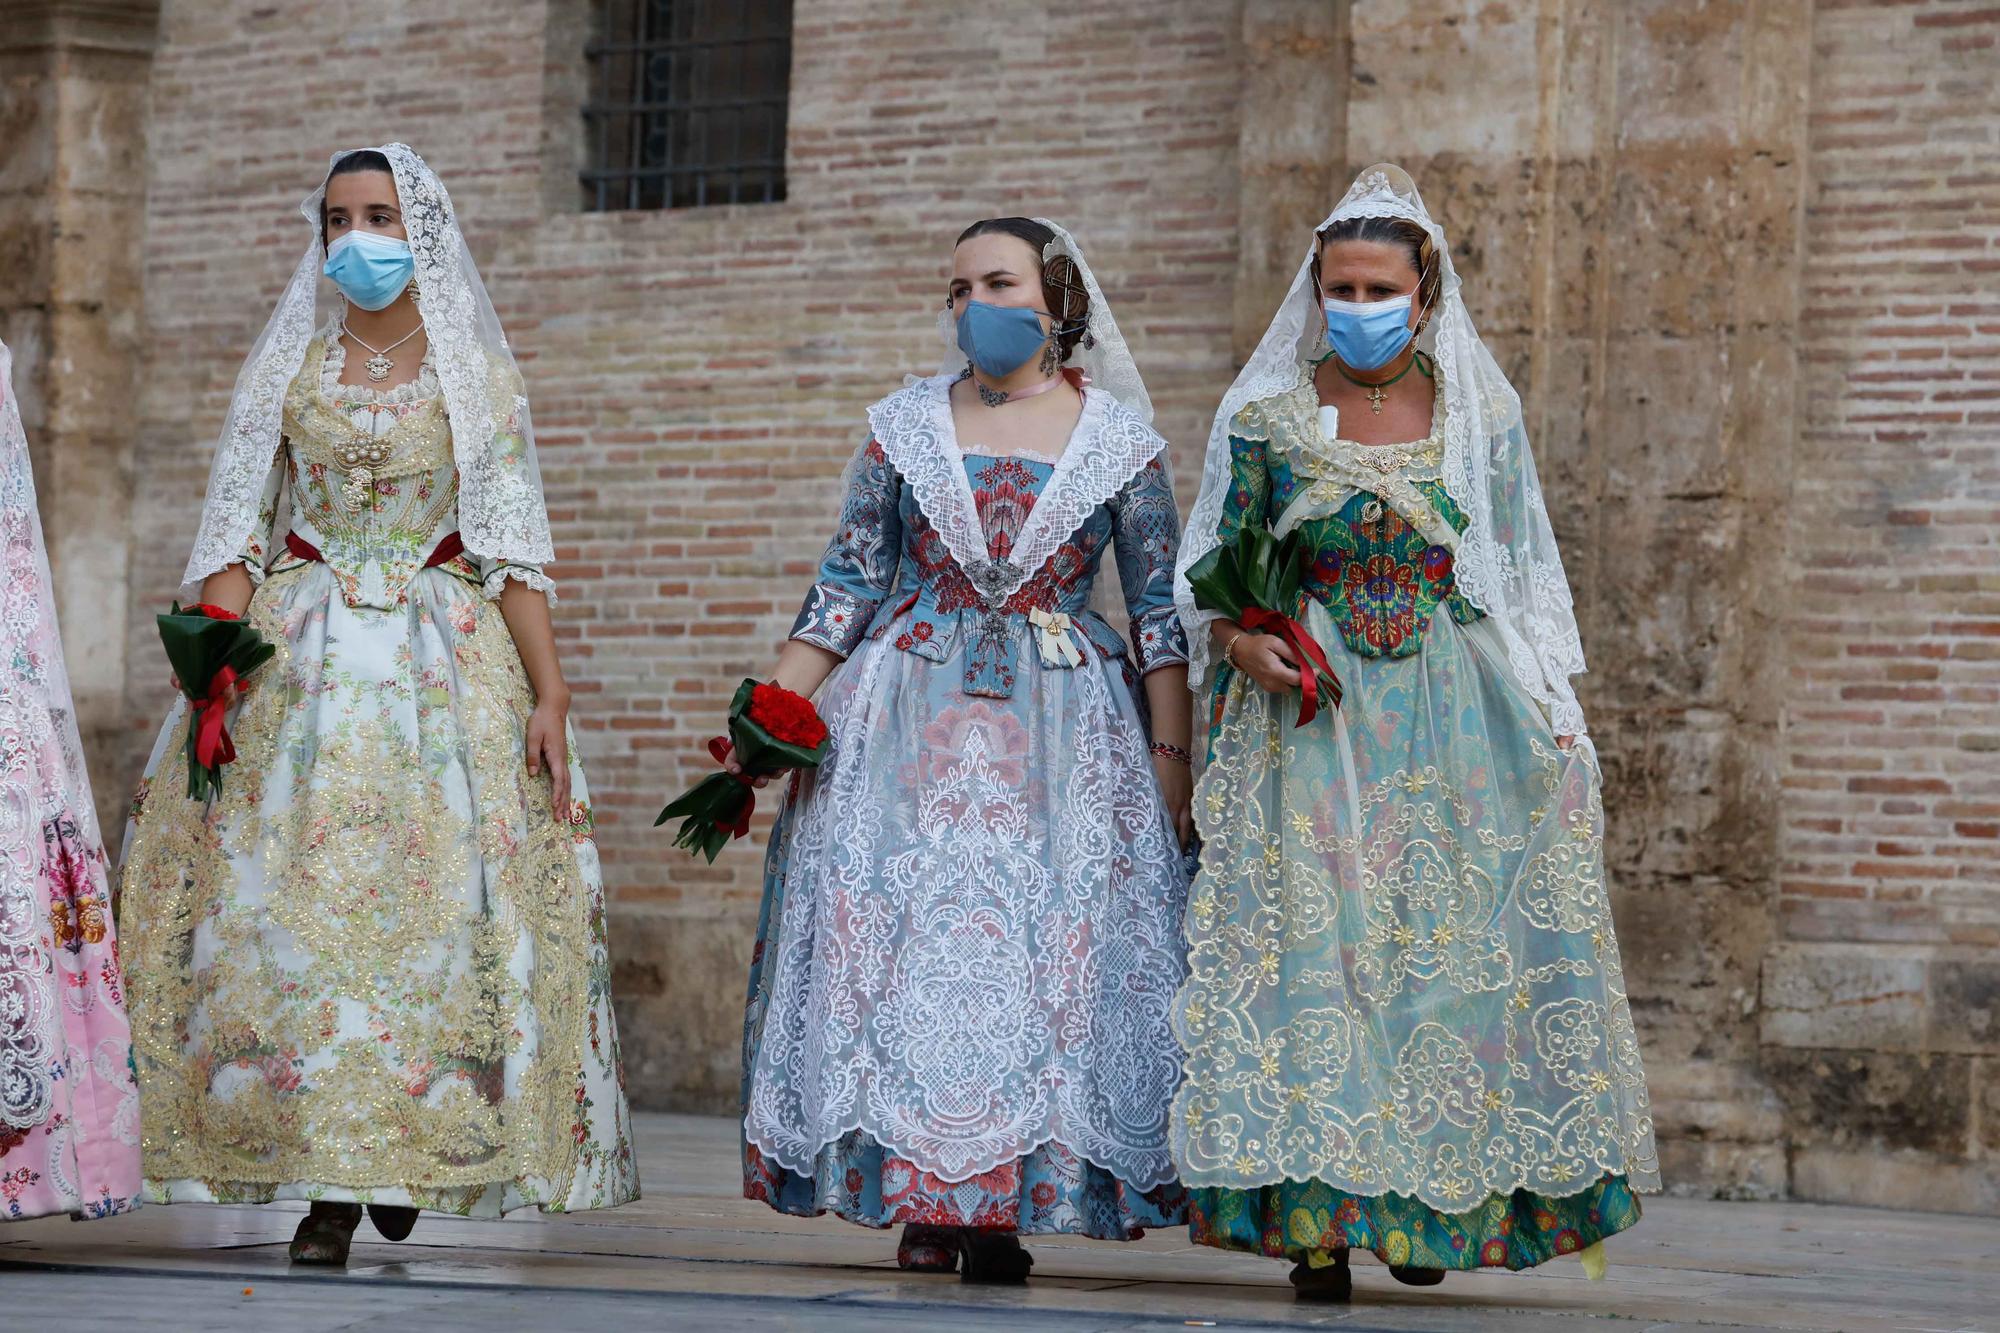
[343,320,425,383]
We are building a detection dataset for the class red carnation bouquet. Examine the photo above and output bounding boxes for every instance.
[156,602,276,801]
[656,678,831,862]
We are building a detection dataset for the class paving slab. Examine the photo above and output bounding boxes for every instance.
[3,1113,1997,1332]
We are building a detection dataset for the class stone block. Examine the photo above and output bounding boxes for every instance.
[1611,875,1772,1068]
[1348,3,1541,158]
[1791,1146,2000,1217]
[1600,332,1733,500]
[610,908,756,1115]
[1606,151,1740,339]
[1978,1058,2000,1158]
[1761,1047,1972,1157]
[1929,959,2000,1056]
[1759,943,1928,1052]
[1656,1137,1787,1201]
[1611,0,1748,148]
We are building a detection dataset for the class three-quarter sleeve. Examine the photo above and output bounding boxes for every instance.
[469,394,559,602]
[237,442,291,584]
[790,439,903,657]
[1109,454,1189,674]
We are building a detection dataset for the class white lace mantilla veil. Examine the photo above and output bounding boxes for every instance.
[181,143,553,592]
[2,338,104,1107]
[1174,164,1591,738]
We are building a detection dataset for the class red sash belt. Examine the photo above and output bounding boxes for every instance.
[285,530,466,569]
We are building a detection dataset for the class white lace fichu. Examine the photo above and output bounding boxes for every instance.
[182,143,553,592]
[1174,164,1590,738]
[846,216,1170,609]
[867,375,1165,611]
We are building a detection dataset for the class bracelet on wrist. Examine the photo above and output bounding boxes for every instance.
[1150,741,1193,766]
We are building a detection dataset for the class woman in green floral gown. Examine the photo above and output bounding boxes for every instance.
[1169,164,1659,1302]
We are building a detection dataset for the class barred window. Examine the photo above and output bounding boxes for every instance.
[583,0,793,212]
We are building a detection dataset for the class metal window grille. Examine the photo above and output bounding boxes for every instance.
[583,0,792,212]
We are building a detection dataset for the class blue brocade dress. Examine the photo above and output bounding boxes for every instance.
[743,376,1192,1239]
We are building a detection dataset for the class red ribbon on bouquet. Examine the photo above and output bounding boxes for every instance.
[707,736,756,839]
[1240,607,1342,727]
[195,666,240,768]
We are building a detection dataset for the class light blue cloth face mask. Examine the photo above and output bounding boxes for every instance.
[955,299,1053,378]
[1322,293,1415,371]
[323,231,416,311]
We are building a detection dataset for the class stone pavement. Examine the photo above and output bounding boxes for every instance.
[4,1113,1998,1332]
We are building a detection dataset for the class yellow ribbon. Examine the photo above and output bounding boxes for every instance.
[1579,1240,1608,1281]
[1028,607,1086,668]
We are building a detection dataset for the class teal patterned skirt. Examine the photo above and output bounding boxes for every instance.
[1189,1174,1641,1271]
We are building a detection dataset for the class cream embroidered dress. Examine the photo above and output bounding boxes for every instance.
[117,330,638,1216]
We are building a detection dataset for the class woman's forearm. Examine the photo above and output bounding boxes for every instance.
[498,580,569,707]
[771,640,843,699]
[199,564,256,617]
[1144,664,1193,751]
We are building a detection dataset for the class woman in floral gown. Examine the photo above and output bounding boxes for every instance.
[1,338,142,1222]
[118,145,637,1264]
[1170,165,1659,1302]
[739,218,1194,1282]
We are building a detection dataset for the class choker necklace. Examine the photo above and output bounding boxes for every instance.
[343,320,425,383]
[960,366,1069,408]
[1334,350,1424,414]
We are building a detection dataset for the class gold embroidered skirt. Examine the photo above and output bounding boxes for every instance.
[118,563,639,1215]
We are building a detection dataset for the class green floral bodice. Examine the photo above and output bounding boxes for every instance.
[1218,383,1481,658]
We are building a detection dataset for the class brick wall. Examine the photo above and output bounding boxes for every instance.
[1762,0,2000,1213]
[127,0,1242,1109]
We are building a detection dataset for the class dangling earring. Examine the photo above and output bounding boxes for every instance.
[1039,333,1060,377]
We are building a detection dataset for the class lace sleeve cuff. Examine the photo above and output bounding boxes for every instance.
[481,563,558,603]
[1131,605,1190,674]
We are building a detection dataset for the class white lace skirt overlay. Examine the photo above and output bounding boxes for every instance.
[744,624,1190,1190]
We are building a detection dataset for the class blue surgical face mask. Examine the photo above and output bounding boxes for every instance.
[955,299,1052,379]
[323,231,416,311]
[1322,293,1415,371]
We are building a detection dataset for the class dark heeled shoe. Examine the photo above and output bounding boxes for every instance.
[367,1203,419,1242]
[288,1202,362,1265]
[896,1223,959,1273]
[1389,1263,1445,1286]
[958,1230,1033,1284]
[1289,1251,1352,1303]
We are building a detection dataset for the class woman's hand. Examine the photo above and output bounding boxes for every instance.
[1557,735,1575,752]
[169,673,239,710]
[1234,632,1303,694]
[722,749,773,790]
[1153,753,1194,850]
[525,686,572,818]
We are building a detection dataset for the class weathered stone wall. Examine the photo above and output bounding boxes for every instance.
[12,0,1993,1210]
[0,0,157,837]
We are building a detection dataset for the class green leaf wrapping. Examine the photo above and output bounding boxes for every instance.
[156,603,276,801]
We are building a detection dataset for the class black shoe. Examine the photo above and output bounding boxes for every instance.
[288,1202,362,1266]
[1389,1263,1445,1286]
[367,1203,419,1242]
[958,1230,1033,1284]
[1289,1252,1352,1303]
